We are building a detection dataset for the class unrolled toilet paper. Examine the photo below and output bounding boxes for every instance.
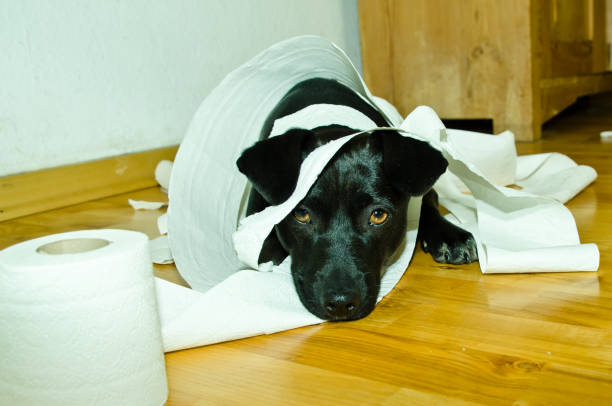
[151,35,599,352]
[0,229,168,406]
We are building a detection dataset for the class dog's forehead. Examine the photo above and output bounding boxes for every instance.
[303,139,397,210]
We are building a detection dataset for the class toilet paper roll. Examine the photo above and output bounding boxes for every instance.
[0,229,168,406]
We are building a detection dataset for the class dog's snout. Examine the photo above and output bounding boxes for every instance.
[323,292,361,320]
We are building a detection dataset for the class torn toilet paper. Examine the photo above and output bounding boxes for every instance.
[146,36,598,351]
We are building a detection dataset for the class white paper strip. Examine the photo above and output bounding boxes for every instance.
[155,160,173,193]
[128,199,167,210]
[269,103,377,138]
[157,213,168,235]
[150,235,173,265]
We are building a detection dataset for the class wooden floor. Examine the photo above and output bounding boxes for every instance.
[1,94,611,405]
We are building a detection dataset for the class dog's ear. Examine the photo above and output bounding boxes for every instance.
[381,131,448,196]
[237,129,315,205]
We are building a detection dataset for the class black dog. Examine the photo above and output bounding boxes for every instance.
[237,78,477,321]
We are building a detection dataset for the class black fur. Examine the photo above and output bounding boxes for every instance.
[237,78,477,321]
[236,128,316,205]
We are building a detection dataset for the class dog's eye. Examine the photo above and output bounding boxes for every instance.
[293,208,311,224]
[369,209,389,225]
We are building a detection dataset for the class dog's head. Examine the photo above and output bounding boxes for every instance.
[237,125,447,320]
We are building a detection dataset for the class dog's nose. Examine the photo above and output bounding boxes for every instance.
[323,293,361,320]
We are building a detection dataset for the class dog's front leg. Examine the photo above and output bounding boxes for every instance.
[245,189,290,266]
[418,190,478,264]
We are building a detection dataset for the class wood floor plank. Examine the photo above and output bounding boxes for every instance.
[165,346,401,406]
[0,146,177,222]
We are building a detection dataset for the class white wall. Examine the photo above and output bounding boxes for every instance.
[0,0,361,176]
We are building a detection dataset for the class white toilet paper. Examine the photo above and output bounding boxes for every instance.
[167,35,383,293]
[152,35,599,352]
[155,160,173,193]
[0,229,168,406]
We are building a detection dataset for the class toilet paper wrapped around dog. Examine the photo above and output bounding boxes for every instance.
[155,36,598,351]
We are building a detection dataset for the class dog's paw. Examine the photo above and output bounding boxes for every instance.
[421,221,478,265]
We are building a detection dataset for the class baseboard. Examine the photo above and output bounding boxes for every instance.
[0,146,178,222]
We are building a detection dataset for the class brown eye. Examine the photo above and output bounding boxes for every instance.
[294,208,311,223]
[369,209,388,225]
